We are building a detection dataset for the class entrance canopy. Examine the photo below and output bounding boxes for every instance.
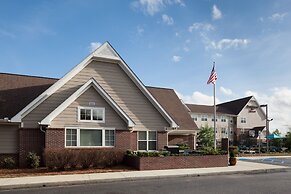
[266,134,282,139]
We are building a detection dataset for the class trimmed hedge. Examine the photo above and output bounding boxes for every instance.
[44,148,125,170]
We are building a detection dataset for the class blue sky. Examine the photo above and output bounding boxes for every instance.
[0,0,291,133]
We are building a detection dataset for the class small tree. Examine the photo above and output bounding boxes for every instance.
[272,129,283,148]
[197,124,215,148]
[284,129,291,150]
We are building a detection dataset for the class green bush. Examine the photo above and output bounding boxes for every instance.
[26,152,40,169]
[229,146,238,156]
[229,150,235,158]
[177,144,190,150]
[199,147,227,155]
[1,157,15,169]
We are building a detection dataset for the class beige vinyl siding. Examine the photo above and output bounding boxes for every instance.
[0,125,19,153]
[51,86,127,129]
[23,61,169,130]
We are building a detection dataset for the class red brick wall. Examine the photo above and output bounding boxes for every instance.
[45,128,65,149]
[157,131,167,150]
[19,128,45,168]
[115,130,136,150]
[125,155,228,170]
[168,135,195,149]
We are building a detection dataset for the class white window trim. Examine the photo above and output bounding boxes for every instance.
[137,130,157,151]
[65,127,115,148]
[201,115,208,121]
[241,117,247,124]
[78,106,105,123]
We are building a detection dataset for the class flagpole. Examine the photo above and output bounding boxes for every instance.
[213,62,217,150]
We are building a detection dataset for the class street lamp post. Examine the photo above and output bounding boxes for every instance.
[260,104,273,152]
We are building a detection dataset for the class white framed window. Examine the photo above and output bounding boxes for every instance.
[192,115,198,121]
[221,116,226,122]
[137,131,157,151]
[65,128,115,147]
[201,115,208,121]
[241,117,247,123]
[78,106,105,122]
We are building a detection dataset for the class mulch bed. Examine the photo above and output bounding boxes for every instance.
[0,165,134,178]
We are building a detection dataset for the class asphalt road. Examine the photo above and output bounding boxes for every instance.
[1,171,291,194]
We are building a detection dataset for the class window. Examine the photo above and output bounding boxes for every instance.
[221,116,226,122]
[66,129,77,146]
[79,107,105,122]
[201,115,208,121]
[241,117,247,123]
[211,118,218,122]
[65,128,114,147]
[138,131,157,151]
[105,130,115,146]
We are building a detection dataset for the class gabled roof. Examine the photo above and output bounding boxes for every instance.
[218,96,253,115]
[186,104,234,115]
[41,78,135,127]
[147,86,198,130]
[10,42,178,128]
[186,96,253,116]
[0,73,57,119]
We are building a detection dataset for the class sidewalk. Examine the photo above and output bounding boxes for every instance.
[0,160,289,190]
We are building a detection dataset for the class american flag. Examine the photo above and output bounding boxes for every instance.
[207,64,217,84]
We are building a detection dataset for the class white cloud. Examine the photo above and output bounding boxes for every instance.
[207,38,250,50]
[0,29,15,38]
[220,86,233,96]
[137,26,144,35]
[162,14,174,25]
[172,55,181,62]
[174,0,185,7]
[177,91,220,105]
[269,12,288,22]
[132,0,185,16]
[188,23,214,32]
[212,5,222,20]
[245,87,291,134]
[183,47,189,52]
[89,42,102,52]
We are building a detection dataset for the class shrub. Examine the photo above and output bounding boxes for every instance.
[1,157,15,169]
[26,152,40,169]
[229,146,238,156]
[44,148,125,170]
[200,147,227,155]
[177,144,190,150]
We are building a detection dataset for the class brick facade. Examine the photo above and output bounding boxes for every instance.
[168,135,195,149]
[125,154,228,170]
[115,130,136,150]
[157,131,167,150]
[45,128,65,149]
[19,128,45,167]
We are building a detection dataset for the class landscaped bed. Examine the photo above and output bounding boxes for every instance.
[0,165,134,178]
[124,150,229,170]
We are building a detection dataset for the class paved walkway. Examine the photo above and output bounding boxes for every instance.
[0,160,289,190]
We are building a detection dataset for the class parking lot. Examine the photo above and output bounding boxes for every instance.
[239,157,291,167]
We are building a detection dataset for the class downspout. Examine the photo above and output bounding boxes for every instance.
[38,123,47,133]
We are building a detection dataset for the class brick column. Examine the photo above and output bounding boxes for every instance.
[19,128,45,168]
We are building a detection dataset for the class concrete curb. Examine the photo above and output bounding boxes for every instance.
[0,167,288,190]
